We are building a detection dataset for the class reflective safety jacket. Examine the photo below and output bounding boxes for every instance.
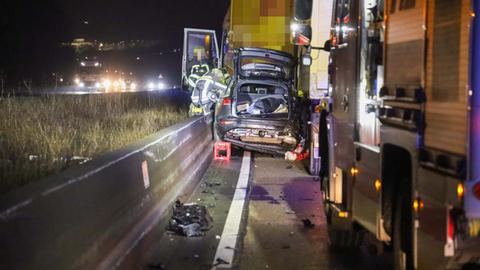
[190,68,230,115]
[187,64,210,88]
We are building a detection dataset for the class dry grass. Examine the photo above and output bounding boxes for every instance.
[0,93,188,194]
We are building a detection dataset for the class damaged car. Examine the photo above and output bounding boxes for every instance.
[212,48,299,156]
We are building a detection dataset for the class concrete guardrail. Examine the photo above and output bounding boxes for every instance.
[0,115,213,270]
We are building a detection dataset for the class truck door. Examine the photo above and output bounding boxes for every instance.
[182,28,220,91]
[328,0,359,210]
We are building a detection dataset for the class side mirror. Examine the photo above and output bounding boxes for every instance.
[301,53,312,66]
[323,40,332,52]
[293,0,313,21]
[311,40,332,52]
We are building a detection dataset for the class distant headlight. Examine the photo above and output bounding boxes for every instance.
[103,79,111,88]
[95,82,101,88]
[147,82,155,89]
[74,78,80,84]
[130,83,137,90]
[157,82,165,89]
[78,82,85,88]
[94,62,99,67]
[80,62,86,66]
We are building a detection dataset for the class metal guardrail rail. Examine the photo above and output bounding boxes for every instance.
[0,115,213,270]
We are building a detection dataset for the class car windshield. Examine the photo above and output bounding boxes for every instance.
[235,83,288,117]
[239,57,292,80]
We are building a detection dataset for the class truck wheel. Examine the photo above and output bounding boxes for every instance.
[324,202,364,249]
[393,182,414,270]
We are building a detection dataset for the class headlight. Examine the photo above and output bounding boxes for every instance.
[80,62,86,66]
[74,78,80,84]
[95,82,101,88]
[157,82,165,89]
[148,82,155,89]
[103,79,111,88]
[130,83,137,90]
[78,82,85,88]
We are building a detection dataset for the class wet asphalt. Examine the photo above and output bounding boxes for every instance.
[117,150,393,270]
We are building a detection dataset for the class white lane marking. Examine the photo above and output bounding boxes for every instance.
[212,151,251,269]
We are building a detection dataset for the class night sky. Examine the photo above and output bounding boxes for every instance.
[59,0,229,42]
[0,0,230,88]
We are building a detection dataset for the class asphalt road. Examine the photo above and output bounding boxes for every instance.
[115,150,393,270]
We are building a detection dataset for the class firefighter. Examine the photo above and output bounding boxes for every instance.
[189,68,230,116]
[187,63,210,89]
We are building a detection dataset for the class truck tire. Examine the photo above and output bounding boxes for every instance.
[393,181,414,270]
[324,202,364,249]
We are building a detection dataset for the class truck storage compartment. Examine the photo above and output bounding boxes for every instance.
[424,0,470,155]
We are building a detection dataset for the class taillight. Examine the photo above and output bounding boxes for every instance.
[222,98,232,106]
[474,183,480,200]
[445,208,455,257]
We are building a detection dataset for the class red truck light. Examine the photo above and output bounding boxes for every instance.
[473,183,480,200]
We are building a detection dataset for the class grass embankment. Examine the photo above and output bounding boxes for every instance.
[0,93,188,194]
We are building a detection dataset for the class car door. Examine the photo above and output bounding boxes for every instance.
[182,28,220,91]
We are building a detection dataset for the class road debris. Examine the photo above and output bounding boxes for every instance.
[147,263,166,269]
[302,218,315,228]
[205,181,221,187]
[214,257,229,266]
[167,201,213,237]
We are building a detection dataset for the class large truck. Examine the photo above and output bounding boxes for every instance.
[182,0,480,269]
[303,0,480,269]
[73,58,104,89]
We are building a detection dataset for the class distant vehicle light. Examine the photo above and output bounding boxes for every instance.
[130,83,137,90]
[80,62,86,66]
[103,79,111,88]
[95,82,101,88]
[78,82,85,88]
[94,62,99,67]
[148,82,155,89]
[157,82,165,89]
[74,78,80,84]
